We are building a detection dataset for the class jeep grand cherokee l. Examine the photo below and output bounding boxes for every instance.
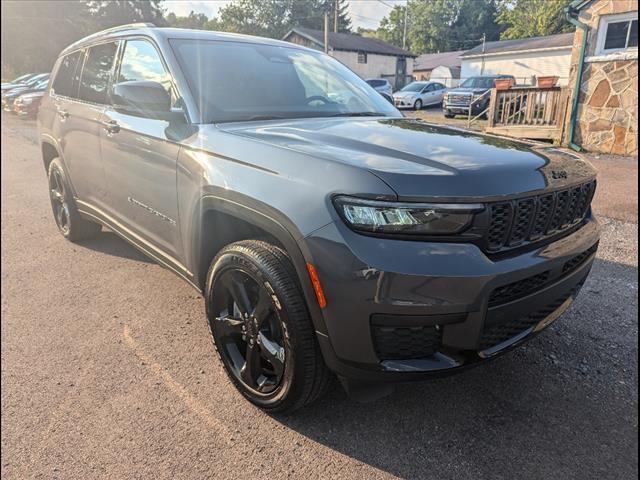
[38,24,599,412]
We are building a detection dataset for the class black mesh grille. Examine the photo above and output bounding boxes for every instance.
[508,198,535,245]
[480,281,584,350]
[488,203,512,249]
[563,242,598,274]
[529,194,554,240]
[372,325,442,360]
[488,271,551,306]
[488,243,598,308]
[486,180,596,253]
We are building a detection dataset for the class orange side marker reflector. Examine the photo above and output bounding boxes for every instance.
[306,263,327,309]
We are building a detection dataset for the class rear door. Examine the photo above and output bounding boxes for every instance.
[100,38,183,262]
[55,42,118,210]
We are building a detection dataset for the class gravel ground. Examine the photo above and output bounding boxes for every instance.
[1,114,637,479]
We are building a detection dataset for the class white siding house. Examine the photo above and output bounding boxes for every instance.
[460,33,574,86]
[283,28,416,89]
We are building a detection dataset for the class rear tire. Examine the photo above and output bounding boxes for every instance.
[47,157,101,242]
[444,112,455,118]
[205,240,332,412]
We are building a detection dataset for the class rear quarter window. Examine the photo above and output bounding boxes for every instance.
[52,51,83,98]
[78,42,118,104]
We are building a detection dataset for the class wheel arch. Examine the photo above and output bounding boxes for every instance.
[193,195,328,335]
[41,139,59,173]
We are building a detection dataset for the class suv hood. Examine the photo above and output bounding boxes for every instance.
[448,87,487,95]
[220,117,596,200]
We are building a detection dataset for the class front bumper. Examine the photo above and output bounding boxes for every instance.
[394,98,417,108]
[443,102,485,115]
[304,214,600,381]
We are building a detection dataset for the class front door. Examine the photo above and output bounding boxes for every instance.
[100,38,183,263]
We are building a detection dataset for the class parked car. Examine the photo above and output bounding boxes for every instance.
[2,79,49,112]
[39,25,599,412]
[13,89,46,118]
[1,73,48,94]
[1,73,38,89]
[392,81,447,109]
[443,74,515,118]
[365,78,393,96]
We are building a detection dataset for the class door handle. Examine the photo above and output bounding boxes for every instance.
[101,120,120,134]
[57,109,69,120]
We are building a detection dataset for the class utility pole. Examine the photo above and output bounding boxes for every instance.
[402,4,408,50]
[324,12,329,53]
[480,33,486,74]
[334,0,338,33]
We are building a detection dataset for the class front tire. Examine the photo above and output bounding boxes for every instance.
[205,240,332,412]
[48,157,101,242]
[414,99,423,110]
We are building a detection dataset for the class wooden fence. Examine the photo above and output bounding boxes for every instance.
[485,86,571,142]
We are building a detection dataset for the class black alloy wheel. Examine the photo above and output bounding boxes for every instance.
[205,240,332,412]
[49,166,71,236]
[212,268,286,394]
[47,158,101,241]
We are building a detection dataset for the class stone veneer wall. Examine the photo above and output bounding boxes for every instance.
[566,0,638,156]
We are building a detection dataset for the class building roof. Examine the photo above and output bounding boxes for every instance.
[414,50,466,71]
[461,32,574,58]
[283,28,417,57]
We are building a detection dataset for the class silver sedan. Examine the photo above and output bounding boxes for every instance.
[393,81,447,110]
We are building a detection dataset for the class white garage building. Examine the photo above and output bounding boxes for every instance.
[460,33,574,86]
[283,28,416,90]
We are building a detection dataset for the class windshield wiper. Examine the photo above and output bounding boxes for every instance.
[246,115,286,121]
[326,112,386,117]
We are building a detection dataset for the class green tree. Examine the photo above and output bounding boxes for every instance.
[376,5,407,49]
[165,10,211,30]
[1,0,167,77]
[1,0,93,75]
[216,0,351,39]
[332,0,352,33]
[376,0,502,54]
[496,0,571,39]
[87,0,166,28]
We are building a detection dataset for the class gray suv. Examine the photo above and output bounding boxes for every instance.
[39,24,600,412]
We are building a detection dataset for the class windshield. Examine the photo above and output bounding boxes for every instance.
[400,82,426,92]
[460,77,497,89]
[170,39,398,123]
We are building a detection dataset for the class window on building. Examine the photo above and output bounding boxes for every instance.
[357,51,367,64]
[596,13,638,55]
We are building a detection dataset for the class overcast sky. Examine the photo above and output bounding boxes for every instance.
[163,0,407,30]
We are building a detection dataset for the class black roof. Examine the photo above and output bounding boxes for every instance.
[461,33,574,57]
[284,28,416,57]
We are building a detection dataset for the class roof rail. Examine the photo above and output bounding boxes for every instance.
[62,23,156,53]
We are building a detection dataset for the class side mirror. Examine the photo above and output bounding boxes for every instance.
[112,80,172,119]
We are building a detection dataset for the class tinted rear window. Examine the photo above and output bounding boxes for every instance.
[52,52,82,98]
[367,80,385,87]
[79,42,118,104]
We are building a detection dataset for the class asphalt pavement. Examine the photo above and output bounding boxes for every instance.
[1,113,637,479]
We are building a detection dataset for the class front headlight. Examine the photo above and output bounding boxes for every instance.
[333,196,483,235]
[17,97,33,105]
